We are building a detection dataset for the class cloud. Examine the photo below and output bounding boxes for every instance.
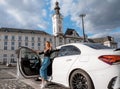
[0,0,120,39]
[50,0,120,38]
[0,0,48,30]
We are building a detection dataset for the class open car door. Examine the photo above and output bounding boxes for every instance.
[17,47,42,78]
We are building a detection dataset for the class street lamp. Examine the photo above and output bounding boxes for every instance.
[79,14,86,42]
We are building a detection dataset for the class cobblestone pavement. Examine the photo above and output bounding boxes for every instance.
[0,79,34,89]
[0,65,70,89]
[0,65,34,89]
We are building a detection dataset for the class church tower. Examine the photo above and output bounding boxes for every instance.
[52,1,64,47]
[52,1,63,36]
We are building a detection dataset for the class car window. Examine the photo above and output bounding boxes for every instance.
[21,48,39,60]
[50,50,59,59]
[84,43,112,49]
[58,45,80,57]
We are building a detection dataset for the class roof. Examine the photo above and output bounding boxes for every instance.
[64,28,80,37]
[89,36,114,43]
[0,27,51,35]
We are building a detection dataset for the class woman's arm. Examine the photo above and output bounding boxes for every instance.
[35,50,44,55]
[51,49,59,54]
[39,51,44,55]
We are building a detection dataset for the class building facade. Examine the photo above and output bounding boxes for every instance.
[89,36,117,48]
[0,28,55,64]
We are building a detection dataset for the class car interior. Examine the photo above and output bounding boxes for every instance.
[20,48,41,76]
[20,47,59,77]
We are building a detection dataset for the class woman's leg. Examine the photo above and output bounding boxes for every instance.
[40,57,50,79]
[40,57,50,88]
[40,65,46,88]
[44,68,47,80]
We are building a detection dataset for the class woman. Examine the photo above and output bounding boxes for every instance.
[39,41,52,88]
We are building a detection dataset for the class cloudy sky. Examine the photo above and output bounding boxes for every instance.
[0,0,120,40]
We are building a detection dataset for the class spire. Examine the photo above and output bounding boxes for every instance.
[54,1,60,14]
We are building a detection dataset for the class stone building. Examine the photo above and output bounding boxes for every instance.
[88,36,117,48]
[0,28,54,64]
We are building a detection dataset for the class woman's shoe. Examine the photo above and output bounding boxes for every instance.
[40,83,45,89]
[40,81,48,89]
[35,77,41,81]
[47,76,52,81]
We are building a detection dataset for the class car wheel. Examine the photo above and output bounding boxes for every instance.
[70,69,94,89]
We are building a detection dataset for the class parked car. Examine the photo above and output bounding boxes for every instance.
[6,62,17,67]
[16,43,120,89]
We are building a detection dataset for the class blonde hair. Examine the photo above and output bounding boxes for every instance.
[45,41,52,50]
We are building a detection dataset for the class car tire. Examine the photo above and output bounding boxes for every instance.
[70,69,94,89]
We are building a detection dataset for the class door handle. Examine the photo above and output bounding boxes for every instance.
[66,59,72,62]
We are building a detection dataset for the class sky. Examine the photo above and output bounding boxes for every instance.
[0,0,120,46]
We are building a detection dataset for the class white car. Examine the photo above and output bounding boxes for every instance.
[17,43,120,89]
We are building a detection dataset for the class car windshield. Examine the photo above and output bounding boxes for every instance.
[84,43,112,49]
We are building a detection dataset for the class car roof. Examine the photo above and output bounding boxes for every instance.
[56,42,111,51]
[56,42,93,49]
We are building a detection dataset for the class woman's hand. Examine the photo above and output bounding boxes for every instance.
[35,50,40,54]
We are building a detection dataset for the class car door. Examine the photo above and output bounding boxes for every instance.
[17,47,42,78]
[52,45,81,83]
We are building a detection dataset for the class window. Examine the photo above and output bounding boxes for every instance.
[3,54,7,57]
[50,38,52,42]
[4,35,8,40]
[3,54,7,64]
[59,37,62,43]
[25,42,28,46]
[4,42,7,45]
[58,45,80,57]
[11,42,15,45]
[32,43,34,46]
[32,37,34,42]
[11,58,15,63]
[11,46,14,50]
[11,36,15,40]
[11,54,16,63]
[50,50,59,59]
[25,36,28,41]
[38,43,40,46]
[18,42,21,47]
[44,38,46,41]
[69,39,71,43]
[18,36,22,41]
[38,37,41,42]
[4,46,7,50]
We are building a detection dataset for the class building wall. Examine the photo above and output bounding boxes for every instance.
[104,41,117,49]
[0,30,55,65]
